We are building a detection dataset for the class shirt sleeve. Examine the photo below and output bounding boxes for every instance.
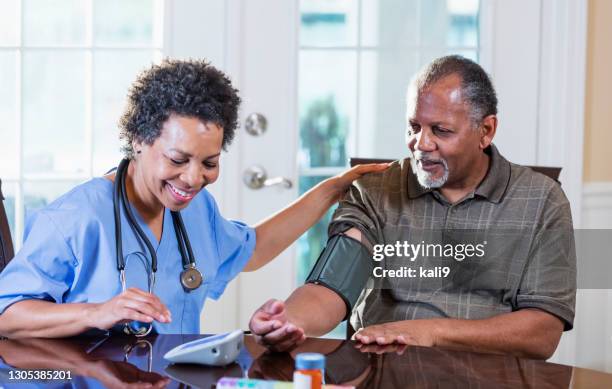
[515,185,577,331]
[207,198,256,300]
[0,211,76,314]
[328,175,384,246]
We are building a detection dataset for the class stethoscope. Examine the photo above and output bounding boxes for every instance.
[113,158,203,336]
[123,339,153,372]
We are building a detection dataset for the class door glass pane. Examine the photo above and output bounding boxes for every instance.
[421,0,479,47]
[299,51,356,168]
[0,51,19,178]
[0,0,19,46]
[300,0,358,47]
[447,0,479,46]
[297,175,336,283]
[358,50,418,159]
[22,51,87,175]
[23,0,88,46]
[361,0,418,47]
[93,50,157,174]
[94,0,162,46]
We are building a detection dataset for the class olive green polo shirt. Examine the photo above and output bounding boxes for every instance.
[329,144,576,331]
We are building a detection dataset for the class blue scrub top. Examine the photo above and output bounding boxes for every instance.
[0,177,256,334]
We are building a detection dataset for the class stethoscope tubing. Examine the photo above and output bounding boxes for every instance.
[116,159,159,273]
[112,158,201,337]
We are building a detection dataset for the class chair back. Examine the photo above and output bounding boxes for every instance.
[0,179,15,273]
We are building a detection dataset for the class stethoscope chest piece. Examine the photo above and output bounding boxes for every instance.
[181,265,203,291]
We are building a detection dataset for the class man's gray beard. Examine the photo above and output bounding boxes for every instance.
[410,156,449,189]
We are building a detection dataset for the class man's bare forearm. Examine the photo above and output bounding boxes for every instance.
[0,300,99,338]
[284,284,347,337]
[281,227,365,336]
[431,309,564,359]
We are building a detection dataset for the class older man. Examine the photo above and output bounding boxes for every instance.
[249,56,576,359]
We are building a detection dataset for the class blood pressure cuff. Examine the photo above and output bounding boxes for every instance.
[305,234,372,320]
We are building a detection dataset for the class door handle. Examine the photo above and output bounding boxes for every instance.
[243,165,292,190]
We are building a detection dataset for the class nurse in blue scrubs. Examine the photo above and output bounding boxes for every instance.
[0,59,387,338]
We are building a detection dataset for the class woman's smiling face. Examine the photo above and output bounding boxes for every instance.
[135,114,223,211]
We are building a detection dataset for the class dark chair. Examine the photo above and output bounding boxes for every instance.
[0,179,15,273]
[344,158,562,339]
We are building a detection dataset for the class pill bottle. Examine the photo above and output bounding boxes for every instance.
[294,353,325,389]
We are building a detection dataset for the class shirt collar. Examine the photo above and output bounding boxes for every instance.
[473,143,511,203]
[406,143,511,204]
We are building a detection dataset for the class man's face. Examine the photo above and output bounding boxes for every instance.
[136,114,223,211]
[406,74,484,190]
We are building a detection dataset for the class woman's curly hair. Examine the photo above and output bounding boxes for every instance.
[119,58,241,158]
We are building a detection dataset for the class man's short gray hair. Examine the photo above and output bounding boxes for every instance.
[409,55,498,125]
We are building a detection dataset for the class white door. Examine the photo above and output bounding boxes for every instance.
[165,0,300,332]
[222,0,301,329]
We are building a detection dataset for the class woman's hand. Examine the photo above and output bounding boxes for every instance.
[326,163,391,202]
[89,287,172,330]
[0,292,171,339]
[246,162,391,272]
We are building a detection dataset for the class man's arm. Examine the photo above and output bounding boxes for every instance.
[354,308,564,360]
[438,309,564,358]
[249,284,346,352]
[252,284,564,359]
[248,227,368,351]
[251,226,565,359]
[285,284,347,337]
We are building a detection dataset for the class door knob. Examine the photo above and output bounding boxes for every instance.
[243,165,292,190]
[244,113,267,136]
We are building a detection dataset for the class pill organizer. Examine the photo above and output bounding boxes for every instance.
[216,377,354,389]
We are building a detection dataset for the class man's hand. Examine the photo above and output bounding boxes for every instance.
[354,342,408,355]
[249,299,306,352]
[353,320,438,347]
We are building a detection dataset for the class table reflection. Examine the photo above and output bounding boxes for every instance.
[0,334,609,388]
[248,338,575,389]
[0,334,245,388]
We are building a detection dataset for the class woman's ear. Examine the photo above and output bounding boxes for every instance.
[133,141,143,156]
[479,115,497,150]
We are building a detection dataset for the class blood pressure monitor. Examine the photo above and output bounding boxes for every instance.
[164,330,244,366]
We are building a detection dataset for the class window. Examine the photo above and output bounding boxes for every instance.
[0,0,164,249]
[297,0,481,283]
